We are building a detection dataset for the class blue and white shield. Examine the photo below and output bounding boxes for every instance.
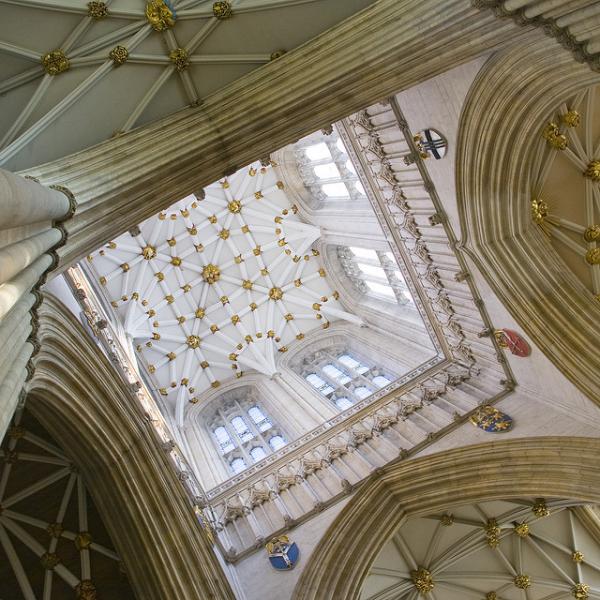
[266,535,300,571]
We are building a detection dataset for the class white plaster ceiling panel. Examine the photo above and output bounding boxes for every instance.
[362,499,600,600]
[87,162,361,423]
[0,0,376,171]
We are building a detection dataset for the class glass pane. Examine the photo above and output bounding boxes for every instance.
[269,435,286,451]
[338,354,369,374]
[385,251,398,264]
[355,181,366,195]
[336,138,346,153]
[322,182,349,198]
[322,363,351,384]
[350,247,378,261]
[250,446,267,462]
[345,159,356,174]
[248,406,272,431]
[335,397,353,410]
[231,416,253,442]
[372,375,391,388]
[213,426,235,454]
[248,406,265,423]
[338,354,359,369]
[306,373,334,396]
[358,263,387,279]
[355,386,372,400]
[314,163,341,179]
[366,280,396,299]
[305,143,331,161]
[230,457,246,474]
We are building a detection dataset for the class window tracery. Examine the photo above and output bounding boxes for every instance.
[337,246,413,305]
[295,130,367,204]
[302,347,396,410]
[208,391,286,474]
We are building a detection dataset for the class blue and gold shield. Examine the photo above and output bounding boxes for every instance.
[470,405,513,433]
[266,535,300,570]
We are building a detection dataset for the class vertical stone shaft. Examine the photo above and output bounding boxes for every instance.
[0,169,74,439]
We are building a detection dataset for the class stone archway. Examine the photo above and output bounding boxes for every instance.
[292,436,600,600]
[25,294,235,600]
[455,38,600,401]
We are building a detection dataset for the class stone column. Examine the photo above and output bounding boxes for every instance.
[0,169,75,440]
[21,0,529,271]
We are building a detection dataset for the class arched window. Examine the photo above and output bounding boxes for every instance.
[372,375,392,388]
[230,457,247,474]
[301,349,396,411]
[337,246,414,306]
[268,435,286,451]
[296,129,367,204]
[208,393,287,474]
[335,397,353,410]
[213,426,235,454]
[250,446,267,462]
[230,416,253,442]
[306,373,335,396]
[248,406,272,432]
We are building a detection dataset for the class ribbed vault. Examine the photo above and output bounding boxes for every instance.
[0,0,375,170]
[362,499,600,600]
[292,437,600,600]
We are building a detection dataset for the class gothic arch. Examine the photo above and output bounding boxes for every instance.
[455,37,600,401]
[25,294,234,600]
[292,436,600,600]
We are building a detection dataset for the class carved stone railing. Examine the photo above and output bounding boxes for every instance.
[207,360,508,559]
[339,101,513,386]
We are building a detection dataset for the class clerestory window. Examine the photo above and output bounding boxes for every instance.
[337,246,414,306]
[209,398,287,475]
[303,350,396,410]
[296,129,367,204]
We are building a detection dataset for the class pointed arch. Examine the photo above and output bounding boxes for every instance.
[26,294,234,600]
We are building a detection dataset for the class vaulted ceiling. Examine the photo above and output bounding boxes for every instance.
[532,84,600,298]
[362,499,600,600]
[0,0,375,171]
[86,161,363,423]
[0,410,133,599]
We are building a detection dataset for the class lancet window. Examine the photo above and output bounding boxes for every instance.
[208,394,287,474]
[302,349,395,410]
[295,129,366,203]
[337,245,413,305]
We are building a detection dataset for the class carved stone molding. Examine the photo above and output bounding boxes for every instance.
[455,39,600,401]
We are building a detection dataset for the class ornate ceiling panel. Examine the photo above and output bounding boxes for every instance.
[362,499,600,600]
[532,84,600,297]
[87,162,362,422]
[0,0,375,171]
[0,410,133,599]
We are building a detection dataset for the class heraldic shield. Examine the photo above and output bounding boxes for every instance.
[469,405,513,433]
[266,535,300,571]
[494,329,531,357]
